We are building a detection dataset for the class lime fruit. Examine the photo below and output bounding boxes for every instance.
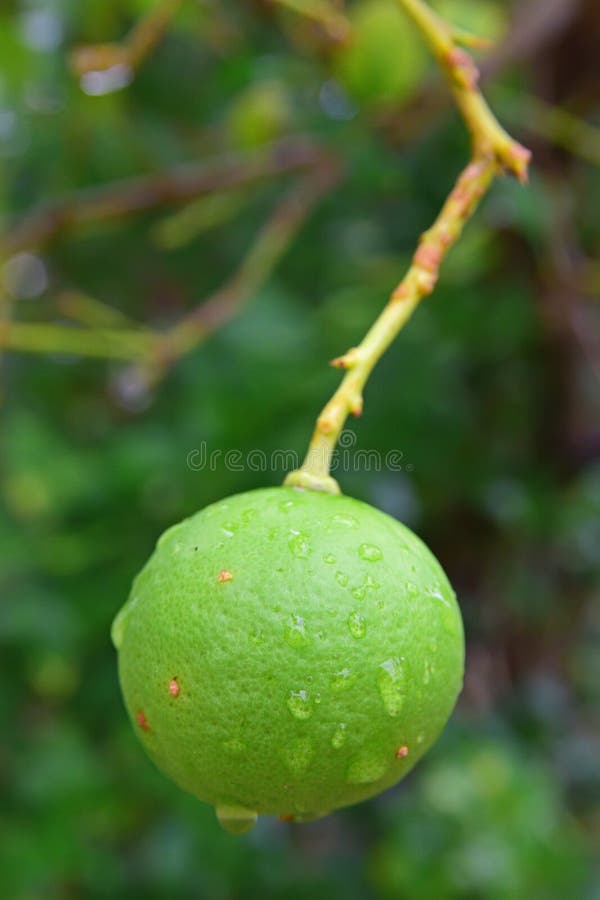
[112,486,464,832]
[334,0,428,109]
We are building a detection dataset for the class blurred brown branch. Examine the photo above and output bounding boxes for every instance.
[70,0,184,77]
[0,138,331,256]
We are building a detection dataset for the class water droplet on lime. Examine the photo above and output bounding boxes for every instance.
[323,553,337,565]
[336,571,349,588]
[377,657,406,716]
[332,514,358,528]
[287,689,313,719]
[282,737,314,774]
[289,532,311,558]
[284,614,309,648]
[347,754,387,784]
[331,723,348,749]
[330,667,356,691]
[359,543,382,562]
[348,611,367,639]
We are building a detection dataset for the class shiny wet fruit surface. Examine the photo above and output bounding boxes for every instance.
[112,486,464,832]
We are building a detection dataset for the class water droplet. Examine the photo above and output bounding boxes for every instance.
[347,754,387,784]
[331,723,348,749]
[406,581,419,597]
[282,737,314,774]
[348,611,367,639]
[429,588,451,607]
[287,689,313,719]
[423,660,434,685]
[268,527,280,541]
[241,508,256,523]
[331,668,356,692]
[323,553,337,565]
[417,732,425,744]
[363,574,380,591]
[221,522,237,538]
[351,587,366,601]
[359,543,383,562]
[336,571,349,588]
[284,614,309,648]
[332,514,358,528]
[377,657,406,716]
[289,532,311,558]
[216,805,257,835]
[279,499,295,511]
[222,738,246,755]
[375,598,385,610]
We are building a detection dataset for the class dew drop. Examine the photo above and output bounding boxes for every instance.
[347,754,387,784]
[336,571,349,588]
[363,574,380,591]
[406,581,419,597]
[330,667,356,692]
[332,514,358,528]
[323,553,337,565]
[348,611,367,639]
[279,499,295,511]
[221,522,237,538]
[359,543,383,562]
[288,532,311,558]
[282,737,314,774]
[377,657,406,716]
[284,614,309,648]
[250,627,265,645]
[287,689,313,719]
[331,723,348,749]
[216,804,257,835]
[351,587,366,601]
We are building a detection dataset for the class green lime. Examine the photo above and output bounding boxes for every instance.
[334,0,428,108]
[112,486,464,832]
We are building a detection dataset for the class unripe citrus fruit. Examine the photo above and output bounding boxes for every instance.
[112,486,464,833]
[334,0,428,109]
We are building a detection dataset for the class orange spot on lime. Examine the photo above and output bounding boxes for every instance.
[169,679,180,697]
[136,710,149,731]
[395,745,409,759]
[218,570,234,583]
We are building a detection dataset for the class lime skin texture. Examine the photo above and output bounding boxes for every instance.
[112,486,464,832]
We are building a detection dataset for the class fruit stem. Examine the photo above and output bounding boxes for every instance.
[285,0,531,494]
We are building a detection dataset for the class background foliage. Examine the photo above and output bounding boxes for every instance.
[1,1,598,897]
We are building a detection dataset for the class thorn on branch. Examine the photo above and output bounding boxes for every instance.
[445,47,480,90]
[330,347,359,369]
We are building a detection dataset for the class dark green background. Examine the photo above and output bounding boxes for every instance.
[1,1,598,897]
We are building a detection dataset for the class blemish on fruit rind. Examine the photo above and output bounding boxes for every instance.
[395,745,409,759]
[136,710,149,731]
[218,570,234,582]
[169,678,180,697]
